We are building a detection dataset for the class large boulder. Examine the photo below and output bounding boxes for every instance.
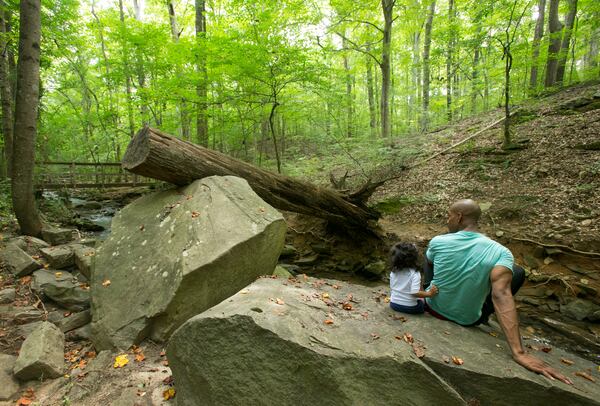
[0,354,19,401]
[91,176,286,350]
[13,322,64,381]
[0,243,41,277]
[9,235,50,256]
[41,227,74,245]
[167,277,600,406]
[31,270,90,310]
[72,244,95,279]
[40,245,75,269]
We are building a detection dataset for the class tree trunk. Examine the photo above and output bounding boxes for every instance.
[0,3,13,178]
[380,0,394,139]
[195,0,209,147]
[446,0,455,121]
[556,0,577,85]
[410,30,421,128]
[503,45,513,148]
[11,0,42,236]
[342,38,353,138]
[529,0,546,91]
[122,127,381,231]
[421,0,435,131]
[366,50,377,137]
[118,0,135,138]
[544,0,562,88]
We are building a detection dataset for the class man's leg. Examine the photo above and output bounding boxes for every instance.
[476,264,525,325]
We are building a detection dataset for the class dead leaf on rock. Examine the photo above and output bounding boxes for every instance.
[16,398,32,406]
[488,331,498,337]
[370,333,380,340]
[135,353,146,362]
[322,293,330,299]
[139,225,145,231]
[275,298,285,305]
[102,279,111,287]
[393,315,407,322]
[451,356,464,365]
[342,303,353,311]
[54,272,62,278]
[403,333,414,344]
[332,284,340,289]
[163,388,176,401]
[240,289,250,294]
[19,276,32,285]
[160,350,166,357]
[575,371,596,382]
[561,358,574,366]
[443,331,451,335]
[191,211,200,218]
[163,375,174,385]
[412,344,425,358]
[162,360,169,366]
[541,346,552,353]
[113,354,129,368]
[324,319,334,325]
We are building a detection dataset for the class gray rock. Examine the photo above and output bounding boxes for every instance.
[294,254,319,266]
[168,277,600,406]
[363,260,387,276]
[73,201,102,210]
[272,265,293,278]
[560,299,600,321]
[72,244,95,279]
[589,310,600,322]
[17,321,44,338]
[0,243,41,277]
[91,176,286,350]
[41,227,74,245]
[32,270,90,311]
[65,323,92,342]
[278,263,300,275]
[279,244,297,258]
[40,245,75,269]
[0,306,45,325]
[0,288,16,304]
[56,310,91,333]
[0,354,19,401]
[9,236,50,256]
[13,321,64,381]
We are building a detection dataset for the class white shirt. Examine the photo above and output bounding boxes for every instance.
[390,268,421,306]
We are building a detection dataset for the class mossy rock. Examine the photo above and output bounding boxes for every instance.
[373,196,416,214]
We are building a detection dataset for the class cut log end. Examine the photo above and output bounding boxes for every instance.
[122,126,151,171]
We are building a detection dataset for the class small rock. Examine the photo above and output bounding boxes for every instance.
[589,310,600,322]
[575,282,598,297]
[0,354,19,401]
[362,261,386,277]
[0,288,16,304]
[545,247,563,256]
[41,227,74,245]
[65,323,92,342]
[553,234,563,240]
[0,243,41,277]
[13,322,65,381]
[532,246,546,259]
[56,310,91,333]
[294,254,319,266]
[560,299,600,321]
[581,219,592,227]
[278,264,300,275]
[311,244,331,255]
[9,236,50,256]
[523,254,539,270]
[272,266,293,279]
[31,270,90,311]
[72,244,95,279]
[522,297,541,306]
[495,231,504,237]
[10,307,45,325]
[279,245,297,258]
[543,257,554,265]
[40,245,75,269]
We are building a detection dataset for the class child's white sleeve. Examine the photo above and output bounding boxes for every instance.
[410,271,421,294]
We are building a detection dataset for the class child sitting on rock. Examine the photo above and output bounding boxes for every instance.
[389,242,438,314]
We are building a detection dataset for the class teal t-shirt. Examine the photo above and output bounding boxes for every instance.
[425,231,514,325]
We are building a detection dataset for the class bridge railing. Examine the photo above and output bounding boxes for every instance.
[35,161,159,190]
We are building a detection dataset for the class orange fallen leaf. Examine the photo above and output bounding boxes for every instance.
[393,315,407,322]
[135,353,146,362]
[85,351,96,359]
[16,398,32,406]
[160,350,166,357]
[43,263,49,269]
[163,387,176,400]
[451,356,464,365]
[102,279,111,287]
[19,276,32,285]
[403,333,414,344]
[370,333,380,340]
[560,358,574,366]
[275,298,285,305]
[342,303,353,311]
[575,371,596,382]
[191,211,200,218]
[412,344,425,358]
[162,360,169,366]
[324,319,334,325]
[63,312,72,317]
[541,346,552,353]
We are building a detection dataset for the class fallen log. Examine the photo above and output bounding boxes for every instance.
[122,127,381,231]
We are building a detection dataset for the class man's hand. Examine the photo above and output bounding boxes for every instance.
[513,352,573,385]
[428,284,439,296]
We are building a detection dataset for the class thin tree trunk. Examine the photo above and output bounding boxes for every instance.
[544,0,562,87]
[503,46,513,148]
[12,0,42,236]
[421,0,435,131]
[529,0,546,91]
[380,0,395,139]
[556,0,577,85]
[446,0,455,121]
[132,0,148,125]
[118,0,135,138]
[0,3,13,178]
[342,38,353,138]
[366,50,377,137]
[195,0,209,147]
[411,30,421,128]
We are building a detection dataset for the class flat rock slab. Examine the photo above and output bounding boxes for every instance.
[91,176,286,350]
[32,270,90,311]
[72,244,95,279]
[9,236,50,256]
[41,228,74,246]
[0,305,45,325]
[0,288,16,304]
[40,245,75,269]
[13,322,64,381]
[0,243,41,277]
[0,354,19,401]
[168,277,600,406]
[56,310,91,333]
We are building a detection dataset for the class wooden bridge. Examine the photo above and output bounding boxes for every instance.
[35,161,159,190]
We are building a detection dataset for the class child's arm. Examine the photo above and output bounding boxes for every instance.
[414,284,438,298]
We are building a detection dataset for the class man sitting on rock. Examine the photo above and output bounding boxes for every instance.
[424,199,572,384]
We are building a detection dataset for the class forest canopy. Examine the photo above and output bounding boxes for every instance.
[1,0,599,176]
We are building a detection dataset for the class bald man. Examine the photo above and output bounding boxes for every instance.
[424,199,571,384]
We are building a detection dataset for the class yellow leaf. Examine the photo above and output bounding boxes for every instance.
[384,297,390,303]
[113,354,129,368]
[55,272,62,278]
[322,293,330,299]
[163,388,176,400]
[102,279,111,287]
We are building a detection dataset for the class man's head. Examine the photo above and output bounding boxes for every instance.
[447,199,482,232]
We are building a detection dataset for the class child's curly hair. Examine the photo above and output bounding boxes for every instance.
[390,242,419,272]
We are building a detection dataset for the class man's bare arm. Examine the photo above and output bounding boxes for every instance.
[490,266,572,384]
